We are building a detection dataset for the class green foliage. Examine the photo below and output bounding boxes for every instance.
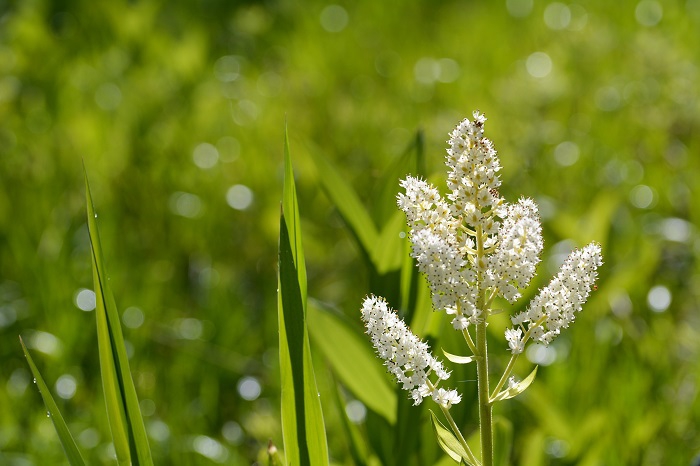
[2,0,700,464]
[19,337,87,466]
[85,172,153,465]
[278,132,329,465]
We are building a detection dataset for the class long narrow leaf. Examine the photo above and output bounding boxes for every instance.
[429,410,476,466]
[85,170,153,466]
[20,337,87,466]
[309,149,378,263]
[307,301,396,424]
[278,129,329,466]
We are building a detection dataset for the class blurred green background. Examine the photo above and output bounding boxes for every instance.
[1,0,700,464]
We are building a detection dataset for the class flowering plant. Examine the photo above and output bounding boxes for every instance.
[361,111,602,465]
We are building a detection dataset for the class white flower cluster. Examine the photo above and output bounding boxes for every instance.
[485,198,543,303]
[506,243,603,353]
[360,295,461,407]
[396,111,543,329]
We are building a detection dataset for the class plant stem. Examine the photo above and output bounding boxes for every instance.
[475,224,493,466]
[439,403,481,466]
[475,319,492,466]
[491,314,547,400]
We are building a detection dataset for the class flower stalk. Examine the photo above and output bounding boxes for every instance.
[361,111,603,464]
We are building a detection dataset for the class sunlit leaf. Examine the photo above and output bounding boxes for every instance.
[278,129,329,466]
[491,366,538,402]
[442,349,477,365]
[429,410,477,466]
[20,337,87,466]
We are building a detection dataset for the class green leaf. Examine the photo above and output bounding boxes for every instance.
[442,349,477,365]
[373,129,424,224]
[20,337,87,466]
[307,301,397,424]
[429,410,476,466]
[308,149,378,264]
[491,366,538,402]
[278,129,329,466]
[372,211,407,274]
[85,169,153,466]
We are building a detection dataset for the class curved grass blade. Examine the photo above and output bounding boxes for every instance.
[278,128,329,466]
[20,337,87,466]
[307,300,397,424]
[85,169,153,466]
[308,149,378,265]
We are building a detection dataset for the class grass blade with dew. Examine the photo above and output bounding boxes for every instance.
[85,168,153,466]
[20,336,87,466]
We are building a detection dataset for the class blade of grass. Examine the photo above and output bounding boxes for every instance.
[85,168,153,466]
[278,127,329,466]
[308,149,378,265]
[20,337,87,466]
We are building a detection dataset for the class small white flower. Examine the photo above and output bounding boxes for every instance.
[505,328,524,354]
[432,388,462,407]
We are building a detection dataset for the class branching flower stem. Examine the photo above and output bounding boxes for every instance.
[490,314,547,400]
[427,380,481,466]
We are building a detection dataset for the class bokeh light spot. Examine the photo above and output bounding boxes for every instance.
[226,184,253,210]
[629,184,655,209]
[30,330,62,356]
[526,52,552,78]
[553,141,580,166]
[544,3,571,30]
[320,5,348,32]
[661,217,691,243]
[169,192,203,218]
[636,0,663,26]
[526,343,557,366]
[178,318,203,340]
[148,419,170,442]
[345,399,367,424]
[193,435,228,463]
[222,421,243,445]
[55,374,77,399]
[647,285,671,312]
[237,376,261,401]
[193,143,219,169]
[74,288,96,311]
[214,56,241,82]
[122,306,145,329]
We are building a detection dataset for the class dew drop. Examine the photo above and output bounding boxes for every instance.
[33,378,37,384]
[47,411,51,418]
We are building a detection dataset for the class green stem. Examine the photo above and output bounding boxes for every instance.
[440,403,481,466]
[490,314,548,400]
[462,328,478,356]
[475,224,493,466]
[475,320,492,466]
